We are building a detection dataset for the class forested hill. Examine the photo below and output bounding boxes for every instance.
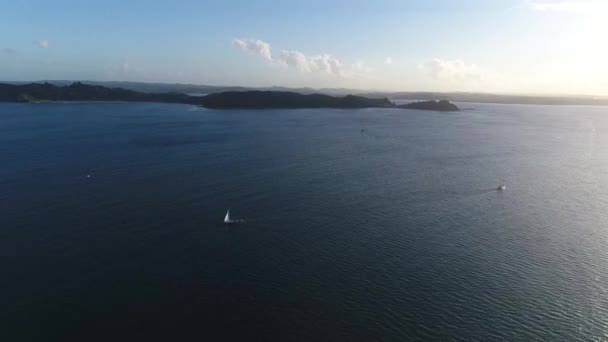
[0,82,458,111]
[0,82,197,104]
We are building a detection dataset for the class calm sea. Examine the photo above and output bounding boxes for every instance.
[1,102,608,341]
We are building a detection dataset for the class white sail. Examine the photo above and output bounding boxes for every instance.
[224,209,231,223]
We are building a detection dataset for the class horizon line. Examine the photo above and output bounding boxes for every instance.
[1,79,607,99]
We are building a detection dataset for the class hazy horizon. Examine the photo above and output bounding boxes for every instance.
[1,0,607,96]
[5,79,608,99]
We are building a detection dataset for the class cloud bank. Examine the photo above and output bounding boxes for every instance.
[279,51,345,75]
[232,38,371,78]
[232,39,272,61]
[34,39,49,48]
[420,58,481,82]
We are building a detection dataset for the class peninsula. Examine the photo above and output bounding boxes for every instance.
[0,82,459,111]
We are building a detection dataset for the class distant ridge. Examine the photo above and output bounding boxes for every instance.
[201,91,393,109]
[398,100,459,112]
[360,91,608,106]
[0,82,459,111]
[0,82,197,104]
[2,80,607,106]
[0,80,358,97]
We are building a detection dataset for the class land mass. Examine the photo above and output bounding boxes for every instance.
[398,100,459,112]
[0,82,196,104]
[3,80,607,106]
[201,91,393,109]
[0,82,459,111]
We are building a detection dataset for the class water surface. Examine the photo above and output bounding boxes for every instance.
[1,102,608,340]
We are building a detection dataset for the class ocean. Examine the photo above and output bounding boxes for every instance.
[1,102,608,340]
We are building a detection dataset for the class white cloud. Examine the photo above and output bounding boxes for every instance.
[278,51,372,77]
[122,62,130,73]
[279,51,342,75]
[419,58,482,81]
[385,56,393,65]
[232,37,371,78]
[34,39,49,48]
[528,1,607,13]
[279,50,312,72]
[350,61,374,75]
[232,38,272,61]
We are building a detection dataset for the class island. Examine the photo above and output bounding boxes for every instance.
[0,82,459,111]
[398,100,459,112]
[200,91,393,109]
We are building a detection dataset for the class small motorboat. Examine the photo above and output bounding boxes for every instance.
[497,184,506,191]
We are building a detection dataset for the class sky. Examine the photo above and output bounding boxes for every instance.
[1,0,607,95]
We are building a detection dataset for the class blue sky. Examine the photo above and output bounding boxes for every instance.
[1,0,607,95]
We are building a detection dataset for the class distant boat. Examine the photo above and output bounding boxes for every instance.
[224,209,244,224]
[224,209,233,224]
[497,184,506,191]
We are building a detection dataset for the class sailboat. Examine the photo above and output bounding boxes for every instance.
[224,209,244,224]
[224,209,233,224]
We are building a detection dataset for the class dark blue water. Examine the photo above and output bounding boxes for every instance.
[2,102,608,341]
